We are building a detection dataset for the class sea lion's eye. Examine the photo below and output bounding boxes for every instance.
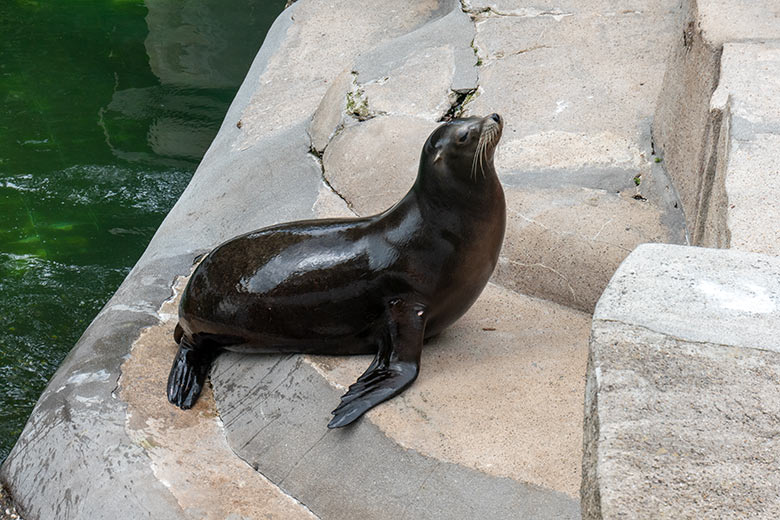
[457,129,469,143]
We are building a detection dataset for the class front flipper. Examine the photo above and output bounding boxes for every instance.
[328,298,426,429]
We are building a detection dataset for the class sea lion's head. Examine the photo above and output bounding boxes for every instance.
[422,114,503,182]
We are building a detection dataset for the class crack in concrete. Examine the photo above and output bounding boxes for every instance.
[307,148,358,217]
[591,218,614,241]
[277,429,331,487]
[506,258,579,302]
[479,44,552,65]
[345,72,389,122]
[439,88,478,121]
[508,207,633,253]
[509,44,550,56]
[461,1,573,21]
[400,461,440,520]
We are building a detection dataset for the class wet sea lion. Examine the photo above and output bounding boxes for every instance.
[167,114,506,428]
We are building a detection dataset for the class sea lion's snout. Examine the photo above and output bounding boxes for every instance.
[481,112,502,130]
[480,113,503,148]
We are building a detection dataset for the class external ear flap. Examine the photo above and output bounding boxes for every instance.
[433,150,443,163]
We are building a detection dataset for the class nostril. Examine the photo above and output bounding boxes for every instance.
[490,113,501,123]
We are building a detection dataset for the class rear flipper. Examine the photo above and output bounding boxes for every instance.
[328,298,426,428]
[167,333,218,409]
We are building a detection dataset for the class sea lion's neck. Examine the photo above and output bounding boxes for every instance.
[412,163,503,215]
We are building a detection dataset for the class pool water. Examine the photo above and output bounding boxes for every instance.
[0,0,285,461]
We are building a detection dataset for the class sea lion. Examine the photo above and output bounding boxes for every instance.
[167,114,506,428]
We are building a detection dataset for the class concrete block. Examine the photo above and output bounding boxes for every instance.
[583,244,780,519]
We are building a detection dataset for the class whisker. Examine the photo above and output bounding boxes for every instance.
[470,120,502,182]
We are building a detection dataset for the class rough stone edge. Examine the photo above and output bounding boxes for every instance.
[652,0,780,246]
[651,0,723,237]
[581,243,780,518]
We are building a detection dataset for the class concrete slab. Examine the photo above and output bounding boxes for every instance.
[583,244,780,519]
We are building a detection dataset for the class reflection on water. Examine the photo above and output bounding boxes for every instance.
[0,0,285,461]
[145,0,273,89]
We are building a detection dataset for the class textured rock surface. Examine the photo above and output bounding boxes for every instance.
[464,0,686,311]
[582,244,780,519]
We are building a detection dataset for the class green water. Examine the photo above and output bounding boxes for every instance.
[0,0,286,461]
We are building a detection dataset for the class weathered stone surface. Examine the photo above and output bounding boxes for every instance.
[652,0,780,240]
[237,0,445,142]
[354,5,477,95]
[322,116,438,216]
[583,244,780,519]
[309,2,476,157]
[696,0,780,43]
[464,0,686,311]
[120,275,316,520]
[361,45,456,120]
[595,244,780,351]
[309,68,354,154]
[210,283,586,519]
[308,283,590,497]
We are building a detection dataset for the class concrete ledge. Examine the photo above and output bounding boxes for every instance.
[582,244,780,518]
[652,0,780,244]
